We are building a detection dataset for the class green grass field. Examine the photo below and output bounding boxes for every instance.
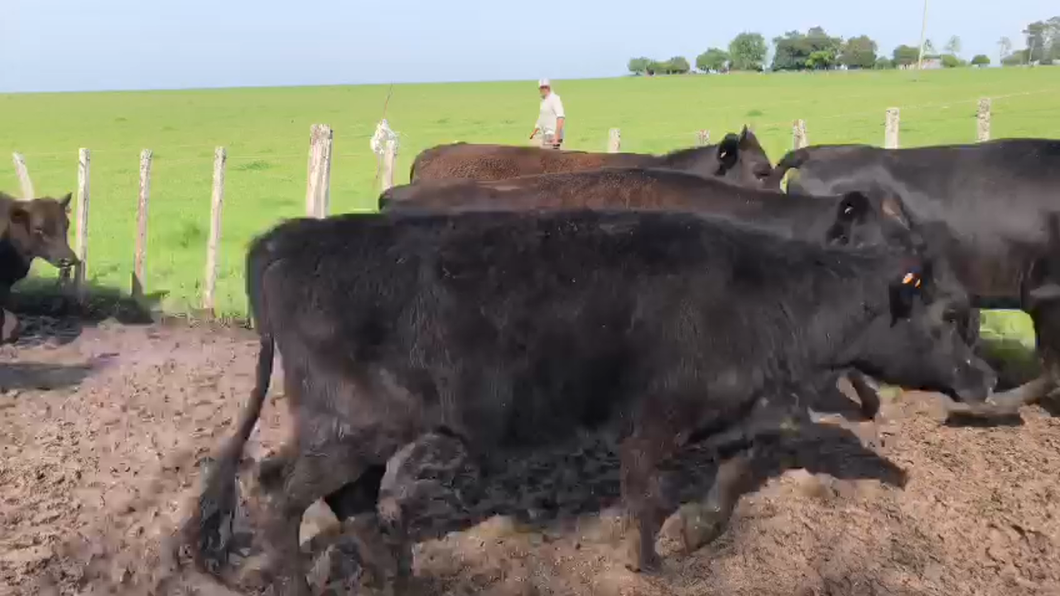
[1,68,1058,345]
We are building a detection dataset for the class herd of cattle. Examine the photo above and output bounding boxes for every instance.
[2,127,1058,595]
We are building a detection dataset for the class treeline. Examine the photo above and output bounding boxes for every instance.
[628,16,1059,74]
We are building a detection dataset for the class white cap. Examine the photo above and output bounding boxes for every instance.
[538,78,551,88]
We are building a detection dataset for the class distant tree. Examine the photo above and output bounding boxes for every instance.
[875,56,895,69]
[806,50,836,70]
[1050,17,1060,61]
[944,36,962,57]
[1020,17,1060,64]
[771,27,842,71]
[728,32,768,71]
[839,35,879,69]
[940,54,963,68]
[696,48,730,72]
[1001,50,1028,66]
[892,44,921,67]
[998,36,1013,64]
[1023,20,1048,63]
[970,54,991,66]
[627,57,651,75]
[666,56,691,74]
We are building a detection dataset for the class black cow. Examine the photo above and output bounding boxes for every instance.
[0,192,79,343]
[380,167,984,426]
[185,209,995,595]
[770,139,1060,407]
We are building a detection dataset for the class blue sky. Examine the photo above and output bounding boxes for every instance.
[1,0,1049,93]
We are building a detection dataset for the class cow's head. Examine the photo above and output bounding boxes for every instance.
[839,253,996,403]
[5,193,79,269]
[714,126,775,189]
[665,126,773,189]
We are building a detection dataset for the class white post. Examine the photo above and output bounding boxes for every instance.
[885,108,900,149]
[202,147,226,314]
[73,149,90,300]
[305,124,333,218]
[976,98,991,142]
[11,153,34,199]
[792,119,808,149]
[132,149,152,298]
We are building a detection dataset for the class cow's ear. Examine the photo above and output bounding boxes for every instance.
[825,192,872,245]
[880,194,912,230]
[58,192,72,211]
[889,268,924,322]
[837,191,871,222]
[7,203,31,236]
[717,133,740,170]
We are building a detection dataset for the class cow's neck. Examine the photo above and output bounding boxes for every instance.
[777,261,895,377]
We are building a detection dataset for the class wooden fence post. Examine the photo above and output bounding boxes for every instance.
[792,120,808,149]
[977,98,991,142]
[695,130,711,147]
[73,149,90,301]
[885,108,900,149]
[11,153,34,199]
[305,124,333,218]
[381,140,397,191]
[607,128,621,153]
[202,147,226,315]
[132,149,152,299]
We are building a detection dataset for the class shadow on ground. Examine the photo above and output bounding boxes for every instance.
[224,420,909,594]
[0,360,113,392]
[4,277,163,347]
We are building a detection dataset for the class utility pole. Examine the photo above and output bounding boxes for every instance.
[916,0,929,70]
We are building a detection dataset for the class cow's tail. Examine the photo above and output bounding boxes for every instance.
[766,147,814,189]
[184,235,277,576]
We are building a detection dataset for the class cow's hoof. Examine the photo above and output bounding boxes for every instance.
[622,529,660,573]
[677,502,730,553]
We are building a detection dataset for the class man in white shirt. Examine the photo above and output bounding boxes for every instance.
[530,78,565,150]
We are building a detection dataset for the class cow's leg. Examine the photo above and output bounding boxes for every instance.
[961,303,1059,414]
[677,397,803,553]
[805,371,881,449]
[620,429,677,572]
[257,437,378,596]
[676,446,755,553]
[376,431,473,593]
[322,465,385,521]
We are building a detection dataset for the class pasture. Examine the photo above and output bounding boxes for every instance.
[2,67,1060,596]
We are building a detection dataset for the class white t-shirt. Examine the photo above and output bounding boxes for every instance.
[536,92,566,138]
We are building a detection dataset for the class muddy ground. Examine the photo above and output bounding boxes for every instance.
[1,315,1058,596]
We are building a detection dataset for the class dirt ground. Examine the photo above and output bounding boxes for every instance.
[1,315,1059,596]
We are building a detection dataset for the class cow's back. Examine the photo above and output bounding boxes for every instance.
[410,143,655,183]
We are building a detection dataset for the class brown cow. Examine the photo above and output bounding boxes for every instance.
[0,191,79,343]
[409,126,776,189]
